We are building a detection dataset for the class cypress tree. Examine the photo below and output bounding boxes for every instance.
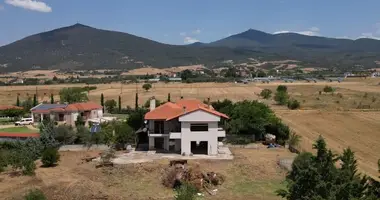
[168,93,171,102]
[50,94,54,104]
[16,95,20,106]
[118,96,121,112]
[100,93,104,112]
[135,93,138,110]
[33,94,37,107]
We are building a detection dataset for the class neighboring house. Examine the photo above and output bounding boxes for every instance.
[0,133,39,141]
[30,102,103,126]
[144,98,228,155]
[0,105,23,111]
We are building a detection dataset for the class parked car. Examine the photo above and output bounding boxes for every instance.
[14,118,34,126]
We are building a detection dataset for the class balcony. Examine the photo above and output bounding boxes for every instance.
[148,131,168,137]
[169,132,181,139]
[217,127,226,137]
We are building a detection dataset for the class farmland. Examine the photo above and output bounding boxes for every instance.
[0,78,379,187]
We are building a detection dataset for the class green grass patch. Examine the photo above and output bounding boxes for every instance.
[0,126,39,133]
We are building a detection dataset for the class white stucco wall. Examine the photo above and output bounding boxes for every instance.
[179,110,221,155]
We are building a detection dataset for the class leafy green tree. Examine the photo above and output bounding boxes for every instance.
[100,93,104,112]
[274,91,289,105]
[41,147,60,167]
[180,69,193,81]
[50,94,54,104]
[75,115,85,127]
[16,95,20,106]
[22,98,34,111]
[59,87,88,103]
[127,108,148,131]
[33,94,38,107]
[260,89,272,99]
[287,99,300,110]
[114,122,135,146]
[135,93,139,110]
[105,99,117,113]
[142,83,152,91]
[277,85,288,93]
[54,125,76,144]
[1,108,24,119]
[118,96,121,112]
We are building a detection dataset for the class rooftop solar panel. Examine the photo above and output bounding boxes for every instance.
[33,104,67,110]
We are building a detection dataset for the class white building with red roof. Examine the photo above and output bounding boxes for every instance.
[144,98,228,155]
[31,102,103,126]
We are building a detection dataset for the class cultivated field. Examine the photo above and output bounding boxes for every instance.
[0,148,294,200]
[276,110,380,179]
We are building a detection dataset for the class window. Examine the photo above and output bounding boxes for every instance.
[190,123,208,132]
[154,121,164,134]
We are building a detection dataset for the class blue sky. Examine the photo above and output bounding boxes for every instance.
[0,0,380,46]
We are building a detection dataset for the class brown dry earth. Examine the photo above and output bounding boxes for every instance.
[0,148,294,200]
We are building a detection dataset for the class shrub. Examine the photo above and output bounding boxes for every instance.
[318,91,322,95]
[287,99,300,110]
[337,93,343,98]
[274,91,289,105]
[142,83,152,91]
[260,89,272,99]
[277,85,287,93]
[323,85,333,93]
[175,182,198,200]
[363,92,368,98]
[54,125,76,145]
[41,148,60,167]
[24,189,47,200]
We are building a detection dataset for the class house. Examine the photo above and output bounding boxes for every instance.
[30,102,103,126]
[144,98,228,155]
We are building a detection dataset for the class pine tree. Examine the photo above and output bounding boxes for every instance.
[118,96,121,112]
[100,93,104,112]
[16,95,20,106]
[135,93,139,110]
[33,94,38,107]
[167,93,171,102]
[50,94,54,104]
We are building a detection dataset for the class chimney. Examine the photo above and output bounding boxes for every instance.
[150,96,156,111]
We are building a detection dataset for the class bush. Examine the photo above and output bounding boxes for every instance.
[142,83,152,91]
[323,85,333,93]
[260,89,272,99]
[287,99,300,110]
[274,91,289,105]
[54,125,76,145]
[277,85,287,93]
[24,189,47,200]
[41,148,60,167]
[175,182,198,200]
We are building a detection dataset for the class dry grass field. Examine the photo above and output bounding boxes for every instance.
[276,110,380,179]
[0,148,294,200]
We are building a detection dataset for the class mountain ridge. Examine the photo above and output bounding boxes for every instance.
[0,23,380,72]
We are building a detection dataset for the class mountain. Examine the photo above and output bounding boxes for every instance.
[1,24,380,72]
[0,24,266,72]
[207,29,380,69]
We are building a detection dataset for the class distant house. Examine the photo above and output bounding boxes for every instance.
[0,105,23,111]
[168,77,182,82]
[143,98,228,155]
[0,133,39,141]
[30,102,103,126]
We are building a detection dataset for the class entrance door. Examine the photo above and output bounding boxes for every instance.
[154,137,164,149]
[191,141,208,155]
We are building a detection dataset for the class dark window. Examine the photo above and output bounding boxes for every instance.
[190,123,208,132]
[154,121,164,133]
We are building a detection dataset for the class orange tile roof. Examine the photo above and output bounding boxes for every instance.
[0,105,23,111]
[145,99,229,120]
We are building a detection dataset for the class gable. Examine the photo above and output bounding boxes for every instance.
[179,110,220,122]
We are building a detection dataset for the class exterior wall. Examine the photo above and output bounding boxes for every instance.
[147,110,224,155]
[90,109,103,119]
[180,121,219,155]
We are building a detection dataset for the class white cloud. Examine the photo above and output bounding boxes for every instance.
[192,29,201,34]
[358,32,380,40]
[184,36,199,44]
[179,32,186,36]
[5,0,52,13]
[273,27,320,36]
